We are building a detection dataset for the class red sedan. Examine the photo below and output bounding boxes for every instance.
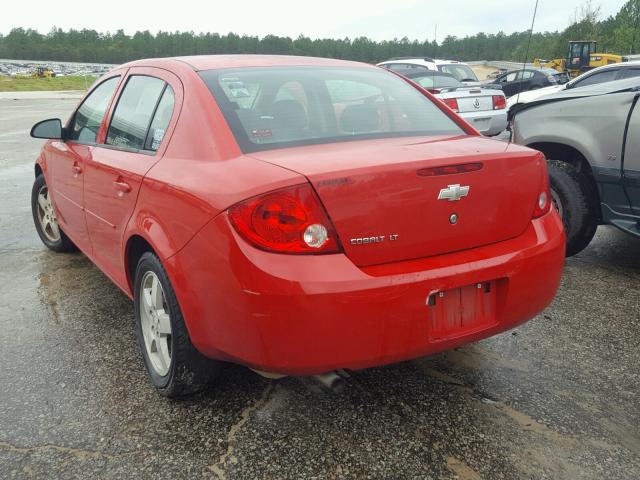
[30,55,565,397]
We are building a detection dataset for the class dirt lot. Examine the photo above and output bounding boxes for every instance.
[1,97,639,479]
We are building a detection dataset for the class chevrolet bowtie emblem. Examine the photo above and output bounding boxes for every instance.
[438,184,470,201]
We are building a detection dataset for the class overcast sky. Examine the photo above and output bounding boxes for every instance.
[2,0,626,41]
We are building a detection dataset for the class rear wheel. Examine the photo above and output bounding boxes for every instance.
[31,174,76,252]
[547,160,598,256]
[134,252,221,397]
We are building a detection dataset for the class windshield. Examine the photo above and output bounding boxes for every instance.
[411,74,462,89]
[200,67,464,152]
[437,64,478,82]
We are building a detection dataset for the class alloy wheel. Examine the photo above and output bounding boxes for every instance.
[140,271,172,376]
[36,185,61,243]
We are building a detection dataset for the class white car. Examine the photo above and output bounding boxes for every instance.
[377,57,480,86]
[507,60,640,112]
[399,70,507,136]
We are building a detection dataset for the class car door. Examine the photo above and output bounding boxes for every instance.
[623,95,640,213]
[47,75,121,252]
[82,68,181,287]
[498,71,520,97]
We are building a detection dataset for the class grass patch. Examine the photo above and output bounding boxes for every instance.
[0,75,97,92]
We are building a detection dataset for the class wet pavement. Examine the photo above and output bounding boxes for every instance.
[1,97,639,480]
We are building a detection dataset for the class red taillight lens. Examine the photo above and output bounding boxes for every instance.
[426,88,441,94]
[492,95,506,110]
[442,98,459,112]
[532,161,551,218]
[228,184,342,254]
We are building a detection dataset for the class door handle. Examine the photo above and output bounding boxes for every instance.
[72,163,82,175]
[113,180,132,194]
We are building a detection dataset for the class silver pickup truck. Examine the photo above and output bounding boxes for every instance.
[511,77,640,256]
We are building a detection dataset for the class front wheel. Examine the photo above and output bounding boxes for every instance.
[547,160,598,256]
[31,173,76,252]
[134,252,220,397]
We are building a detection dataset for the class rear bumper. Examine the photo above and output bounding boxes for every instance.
[168,209,565,375]
[459,109,508,136]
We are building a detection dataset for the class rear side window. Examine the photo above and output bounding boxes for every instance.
[106,76,166,150]
[145,87,175,151]
[68,77,119,143]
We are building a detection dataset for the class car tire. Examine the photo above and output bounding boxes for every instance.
[547,160,598,256]
[134,252,221,398]
[31,173,77,252]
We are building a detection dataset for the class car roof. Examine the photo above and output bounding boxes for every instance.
[121,54,372,71]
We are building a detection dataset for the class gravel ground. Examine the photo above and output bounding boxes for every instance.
[0,97,638,479]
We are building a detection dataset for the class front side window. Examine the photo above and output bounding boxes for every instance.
[106,75,166,151]
[68,76,120,143]
[200,66,464,153]
[572,70,618,88]
[619,68,640,80]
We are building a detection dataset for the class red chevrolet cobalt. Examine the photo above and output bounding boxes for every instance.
[30,55,565,396]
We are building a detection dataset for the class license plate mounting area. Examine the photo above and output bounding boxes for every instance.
[426,281,498,341]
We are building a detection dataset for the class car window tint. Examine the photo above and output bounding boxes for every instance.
[522,71,534,79]
[106,75,166,150]
[201,66,464,153]
[619,68,640,80]
[573,69,618,88]
[68,77,119,143]
[145,86,175,151]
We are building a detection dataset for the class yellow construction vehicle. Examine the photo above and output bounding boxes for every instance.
[31,67,54,78]
[533,41,622,78]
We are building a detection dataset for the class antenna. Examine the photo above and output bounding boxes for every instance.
[512,0,539,142]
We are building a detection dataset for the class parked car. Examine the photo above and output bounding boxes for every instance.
[507,60,640,112]
[511,76,640,256]
[396,70,507,136]
[30,55,565,397]
[377,57,480,85]
[486,68,569,98]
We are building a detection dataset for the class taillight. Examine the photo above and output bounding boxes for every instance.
[442,98,459,112]
[228,184,342,254]
[427,88,441,94]
[532,161,551,218]
[492,95,506,110]
[547,76,558,83]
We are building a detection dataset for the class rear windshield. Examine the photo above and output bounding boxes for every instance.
[436,64,478,82]
[411,74,462,89]
[199,67,464,153]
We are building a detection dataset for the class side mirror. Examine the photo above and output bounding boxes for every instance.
[30,118,64,140]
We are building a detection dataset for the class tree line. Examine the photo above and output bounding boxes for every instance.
[0,0,637,65]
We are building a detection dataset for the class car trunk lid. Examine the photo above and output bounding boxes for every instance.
[249,135,545,267]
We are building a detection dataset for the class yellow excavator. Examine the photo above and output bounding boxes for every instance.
[533,41,622,78]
